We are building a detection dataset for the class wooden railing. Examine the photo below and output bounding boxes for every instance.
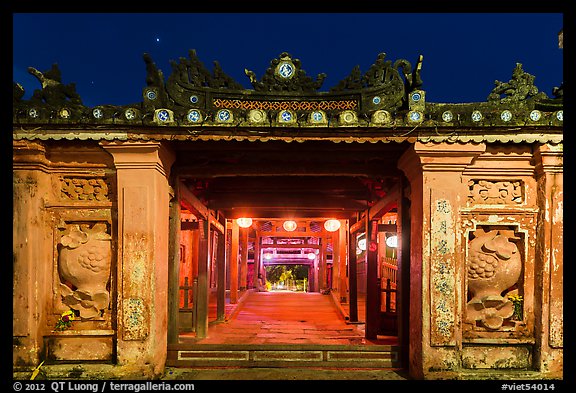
[380,257,397,313]
[180,276,196,311]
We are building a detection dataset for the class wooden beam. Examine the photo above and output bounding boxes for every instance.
[260,243,321,249]
[350,218,365,234]
[179,181,208,218]
[208,195,368,211]
[258,230,326,237]
[177,163,395,177]
[209,213,224,234]
[368,188,400,221]
[378,223,397,232]
[223,209,356,219]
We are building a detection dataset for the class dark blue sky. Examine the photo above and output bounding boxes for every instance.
[13,13,563,108]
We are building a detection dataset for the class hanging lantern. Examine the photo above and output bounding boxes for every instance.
[307,252,316,260]
[357,238,367,251]
[323,219,341,232]
[386,235,398,248]
[236,217,253,228]
[283,220,297,232]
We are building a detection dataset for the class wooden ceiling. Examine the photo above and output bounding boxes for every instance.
[174,139,408,220]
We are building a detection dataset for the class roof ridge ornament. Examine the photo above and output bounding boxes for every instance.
[244,52,327,92]
[331,53,423,92]
[167,49,244,90]
[26,63,83,108]
[487,63,548,103]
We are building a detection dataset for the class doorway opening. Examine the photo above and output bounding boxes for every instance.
[169,139,410,361]
[264,264,309,292]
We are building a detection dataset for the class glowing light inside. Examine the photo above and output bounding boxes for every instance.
[283,220,298,232]
[357,238,367,251]
[324,219,341,232]
[307,252,316,260]
[386,235,398,248]
[236,218,253,228]
[264,253,273,260]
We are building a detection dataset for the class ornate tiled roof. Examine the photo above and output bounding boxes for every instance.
[12,51,563,144]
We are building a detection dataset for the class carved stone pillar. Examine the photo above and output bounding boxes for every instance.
[13,140,52,367]
[398,141,485,379]
[533,143,563,376]
[101,141,174,377]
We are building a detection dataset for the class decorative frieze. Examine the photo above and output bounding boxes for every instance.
[60,177,110,201]
[468,180,523,205]
[213,98,358,111]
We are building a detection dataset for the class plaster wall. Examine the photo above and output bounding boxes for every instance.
[398,141,563,379]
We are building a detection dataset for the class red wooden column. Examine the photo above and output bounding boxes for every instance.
[339,221,348,303]
[365,218,380,339]
[229,220,240,303]
[240,228,248,291]
[396,175,411,369]
[348,217,359,323]
[319,236,327,292]
[331,226,340,300]
[252,235,262,288]
[216,228,227,322]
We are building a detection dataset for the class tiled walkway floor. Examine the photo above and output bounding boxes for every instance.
[181,290,396,346]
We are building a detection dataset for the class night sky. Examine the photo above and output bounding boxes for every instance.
[13,13,563,108]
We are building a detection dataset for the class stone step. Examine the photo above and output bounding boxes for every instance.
[167,344,400,368]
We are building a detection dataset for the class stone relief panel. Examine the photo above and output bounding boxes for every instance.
[60,176,110,201]
[468,180,523,205]
[465,225,524,331]
[58,222,112,319]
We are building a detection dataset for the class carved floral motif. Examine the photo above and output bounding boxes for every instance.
[58,223,112,319]
[468,180,523,205]
[60,177,109,201]
[466,227,522,330]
